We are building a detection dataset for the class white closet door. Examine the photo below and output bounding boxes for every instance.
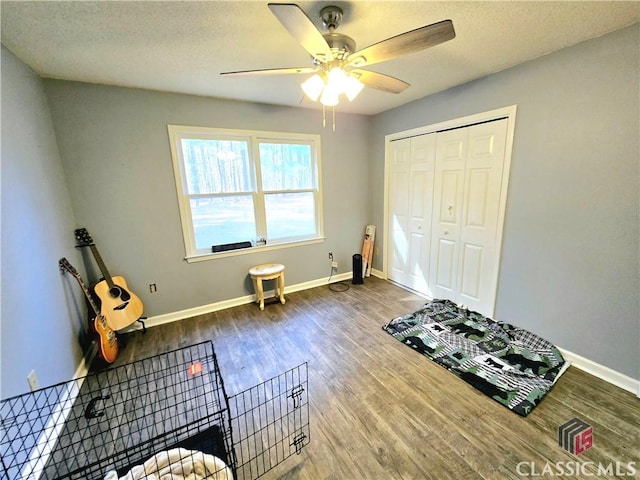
[406,134,436,293]
[388,134,435,294]
[429,119,508,314]
[388,138,411,286]
[457,120,508,313]
[429,128,467,300]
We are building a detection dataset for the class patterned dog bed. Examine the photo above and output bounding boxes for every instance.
[383,299,568,416]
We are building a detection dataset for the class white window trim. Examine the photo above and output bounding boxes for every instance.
[168,125,324,262]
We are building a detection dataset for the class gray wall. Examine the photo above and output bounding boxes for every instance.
[43,81,371,318]
[2,23,638,398]
[370,24,640,379]
[1,47,87,398]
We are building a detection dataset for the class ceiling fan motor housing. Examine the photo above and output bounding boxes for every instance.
[320,5,343,30]
[319,6,355,60]
[323,32,356,59]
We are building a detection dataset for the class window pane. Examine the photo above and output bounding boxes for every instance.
[181,139,252,194]
[265,192,316,240]
[259,143,313,191]
[190,196,256,249]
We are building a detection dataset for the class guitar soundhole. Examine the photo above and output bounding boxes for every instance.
[109,286,131,302]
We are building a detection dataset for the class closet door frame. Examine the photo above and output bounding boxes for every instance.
[382,105,517,316]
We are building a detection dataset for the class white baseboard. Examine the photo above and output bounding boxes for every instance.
[21,352,93,479]
[371,268,384,279]
[558,347,639,397]
[123,271,354,331]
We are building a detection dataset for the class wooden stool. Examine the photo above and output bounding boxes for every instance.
[249,263,286,310]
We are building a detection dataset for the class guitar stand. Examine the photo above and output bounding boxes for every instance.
[137,317,147,334]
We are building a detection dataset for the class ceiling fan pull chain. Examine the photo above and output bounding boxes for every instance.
[332,106,336,132]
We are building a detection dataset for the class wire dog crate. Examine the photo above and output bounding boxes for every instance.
[0,342,309,480]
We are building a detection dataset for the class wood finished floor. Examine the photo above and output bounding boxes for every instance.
[110,277,639,480]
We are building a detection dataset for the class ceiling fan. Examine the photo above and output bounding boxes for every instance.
[220,3,455,108]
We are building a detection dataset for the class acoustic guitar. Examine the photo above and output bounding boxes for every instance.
[74,228,144,331]
[59,257,119,364]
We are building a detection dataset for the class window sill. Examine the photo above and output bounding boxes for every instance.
[184,237,326,263]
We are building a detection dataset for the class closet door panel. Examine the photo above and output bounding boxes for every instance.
[388,138,411,285]
[457,119,508,313]
[434,238,457,292]
[406,170,430,292]
[459,242,484,300]
[390,171,409,282]
[465,169,490,228]
[408,231,428,292]
[430,128,467,300]
[406,134,436,293]
[388,134,435,295]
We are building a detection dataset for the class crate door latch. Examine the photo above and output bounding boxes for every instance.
[290,432,307,455]
[84,394,111,419]
[288,384,305,409]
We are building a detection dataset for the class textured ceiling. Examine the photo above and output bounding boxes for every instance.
[2,1,639,115]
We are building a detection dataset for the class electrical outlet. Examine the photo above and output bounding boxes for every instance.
[331,261,338,270]
[149,283,157,293]
[27,370,39,392]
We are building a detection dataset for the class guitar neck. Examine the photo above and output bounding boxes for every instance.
[76,276,101,315]
[59,259,101,315]
[89,244,115,289]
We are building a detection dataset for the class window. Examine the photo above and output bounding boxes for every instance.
[168,126,323,260]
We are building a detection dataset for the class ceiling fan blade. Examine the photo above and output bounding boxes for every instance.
[268,3,333,62]
[348,19,455,68]
[221,66,318,76]
[352,69,410,94]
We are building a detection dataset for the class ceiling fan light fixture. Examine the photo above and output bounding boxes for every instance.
[326,66,348,90]
[301,74,325,101]
[302,66,364,106]
[343,75,365,101]
[320,86,339,106]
